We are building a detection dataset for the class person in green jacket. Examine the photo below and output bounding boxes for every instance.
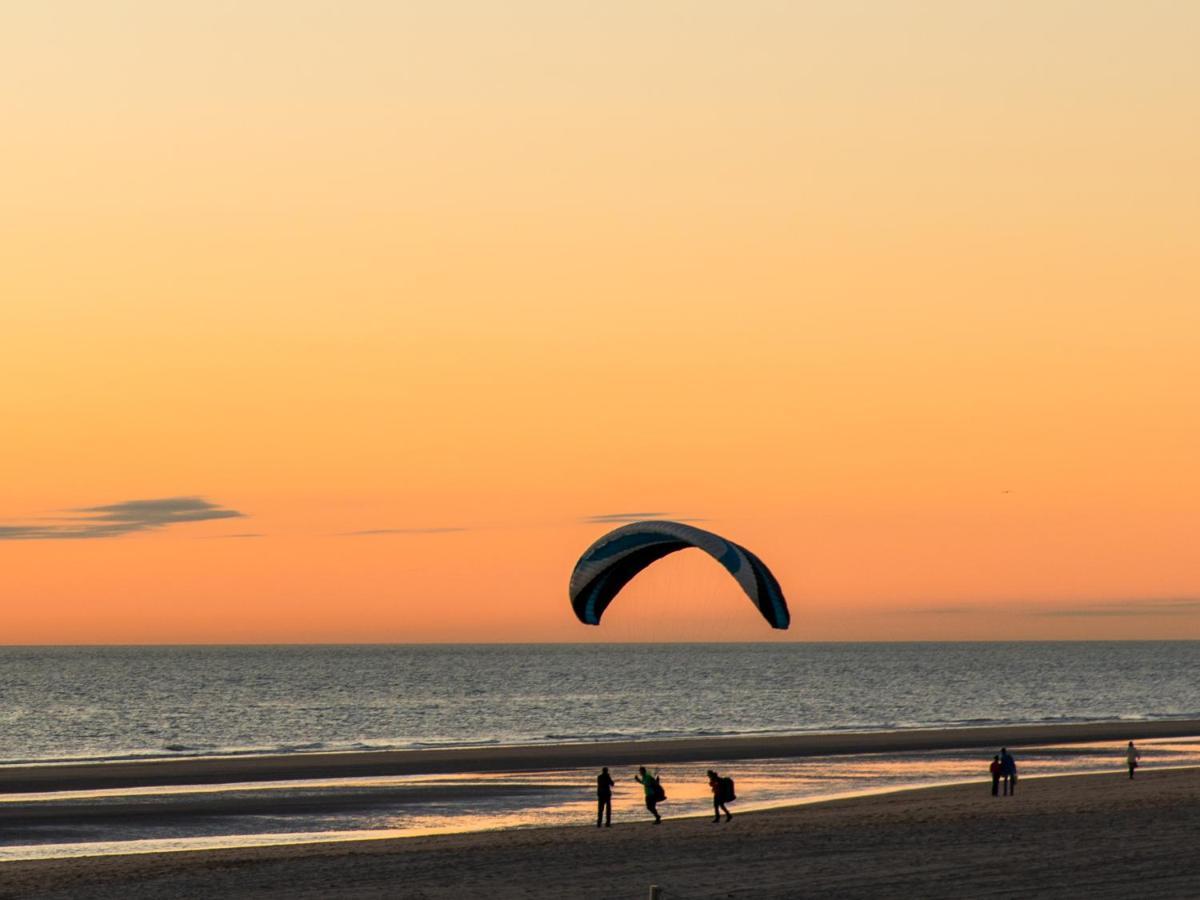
[634,766,662,824]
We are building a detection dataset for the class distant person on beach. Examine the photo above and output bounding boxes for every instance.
[989,755,1002,796]
[1000,748,1017,796]
[707,770,734,823]
[596,766,615,827]
[1126,741,1141,779]
[635,766,663,824]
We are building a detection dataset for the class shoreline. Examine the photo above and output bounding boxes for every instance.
[3,719,1196,794]
[4,764,1193,866]
[4,766,1200,898]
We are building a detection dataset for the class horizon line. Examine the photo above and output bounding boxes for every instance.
[3,638,1199,648]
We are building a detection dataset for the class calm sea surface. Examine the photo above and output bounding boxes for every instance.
[1,643,1196,764]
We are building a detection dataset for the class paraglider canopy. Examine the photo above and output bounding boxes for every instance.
[568,520,790,630]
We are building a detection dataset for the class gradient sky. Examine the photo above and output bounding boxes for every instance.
[2,1,1198,642]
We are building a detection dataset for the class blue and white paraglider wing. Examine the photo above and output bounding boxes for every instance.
[568,520,790,629]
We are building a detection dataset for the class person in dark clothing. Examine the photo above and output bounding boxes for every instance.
[596,767,615,827]
[989,755,1002,797]
[1000,748,1017,796]
[634,766,662,824]
[707,770,732,823]
[1126,741,1141,779]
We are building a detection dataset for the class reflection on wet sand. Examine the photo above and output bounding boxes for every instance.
[2,739,1199,862]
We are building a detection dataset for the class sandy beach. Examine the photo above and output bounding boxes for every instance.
[2,764,1197,899]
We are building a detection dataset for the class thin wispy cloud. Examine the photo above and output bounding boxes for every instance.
[890,598,1200,618]
[0,496,244,540]
[581,512,704,524]
[200,532,264,539]
[1033,598,1200,618]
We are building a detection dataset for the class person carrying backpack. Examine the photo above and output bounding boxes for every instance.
[635,766,664,824]
[707,769,734,823]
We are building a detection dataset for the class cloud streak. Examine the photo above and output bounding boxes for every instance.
[581,512,704,524]
[892,597,1200,618]
[582,512,668,523]
[1033,598,1200,618]
[0,497,244,540]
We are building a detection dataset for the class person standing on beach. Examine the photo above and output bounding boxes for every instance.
[1126,741,1141,779]
[1000,748,1017,796]
[596,766,615,827]
[989,755,1002,797]
[635,766,663,824]
[707,770,733,823]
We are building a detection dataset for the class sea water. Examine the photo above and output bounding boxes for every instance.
[1,642,1196,764]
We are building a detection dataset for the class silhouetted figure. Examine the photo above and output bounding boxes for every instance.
[1126,741,1141,779]
[989,755,1002,797]
[1000,748,1017,796]
[596,766,615,827]
[635,766,663,824]
[708,770,733,822]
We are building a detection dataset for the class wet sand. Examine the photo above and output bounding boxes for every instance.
[4,765,1199,899]
[3,719,1198,793]
[0,781,548,843]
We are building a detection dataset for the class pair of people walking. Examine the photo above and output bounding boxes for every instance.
[989,748,1018,796]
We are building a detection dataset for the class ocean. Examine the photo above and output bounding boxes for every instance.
[1,642,1196,765]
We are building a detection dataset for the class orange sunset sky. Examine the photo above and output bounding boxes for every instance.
[2,2,1197,643]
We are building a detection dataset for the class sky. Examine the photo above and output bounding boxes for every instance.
[2,1,1198,642]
